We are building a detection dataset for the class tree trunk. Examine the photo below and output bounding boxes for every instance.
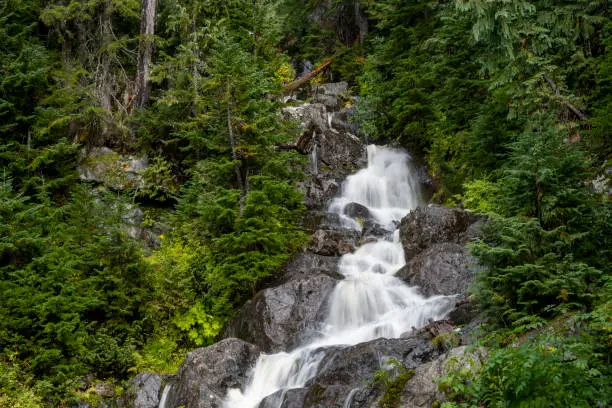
[226,84,245,195]
[98,1,113,114]
[134,0,156,109]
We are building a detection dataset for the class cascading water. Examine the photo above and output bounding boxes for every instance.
[224,145,455,408]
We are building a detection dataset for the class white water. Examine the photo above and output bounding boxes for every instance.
[224,145,454,408]
[158,383,172,408]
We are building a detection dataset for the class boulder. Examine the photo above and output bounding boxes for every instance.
[282,103,329,137]
[396,243,477,297]
[313,93,339,110]
[162,339,260,408]
[308,228,360,256]
[398,346,486,408]
[273,328,446,408]
[119,373,162,408]
[301,211,343,231]
[281,252,341,282]
[343,202,371,220]
[299,175,341,209]
[281,86,366,210]
[317,131,364,173]
[399,205,473,262]
[77,147,148,190]
[260,388,310,408]
[312,82,349,96]
[223,274,338,352]
[93,383,116,398]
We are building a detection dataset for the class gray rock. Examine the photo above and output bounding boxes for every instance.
[301,211,343,231]
[260,388,310,408]
[343,202,371,220]
[399,205,473,262]
[308,228,360,256]
[282,103,328,136]
[317,131,364,173]
[275,327,446,408]
[93,382,116,398]
[77,147,148,191]
[281,252,341,282]
[223,275,338,352]
[447,298,479,327]
[313,93,340,110]
[120,372,162,408]
[281,86,366,210]
[312,82,348,96]
[163,339,260,408]
[396,243,477,297]
[330,111,350,131]
[398,346,486,408]
[298,175,341,210]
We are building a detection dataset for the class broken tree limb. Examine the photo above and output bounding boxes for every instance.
[283,58,333,92]
[544,76,588,122]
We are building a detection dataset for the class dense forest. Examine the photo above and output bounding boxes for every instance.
[0,0,610,406]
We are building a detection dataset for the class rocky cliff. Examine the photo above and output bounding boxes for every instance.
[118,84,486,408]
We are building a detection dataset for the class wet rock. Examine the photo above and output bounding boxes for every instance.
[299,176,341,209]
[311,81,349,110]
[163,339,260,408]
[119,372,162,408]
[281,252,341,282]
[309,228,360,256]
[223,275,338,352]
[399,205,473,262]
[446,297,478,327]
[301,211,343,231]
[362,219,395,239]
[396,243,476,297]
[460,215,488,244]
[260,388,310,408]
[343,202,371,220]
[317,131,364,173]
[281,84,366,210]
[398,346,486,408]
[275,330,445,408]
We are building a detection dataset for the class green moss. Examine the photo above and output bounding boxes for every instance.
[311,383,326,403]
[431,332,460,352]
[373,358,415,408]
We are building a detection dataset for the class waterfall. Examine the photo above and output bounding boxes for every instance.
[224,145,454,408]
[158,383,172,408]
[310,131,318,175]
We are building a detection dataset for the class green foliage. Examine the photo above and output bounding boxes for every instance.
[471,216,602,325]
[372,358,415,408]
[1,0,610,404]
[138,156,179,201]
[438,321,612,408]
[432,332,461,352]
[0,355,44,408]
[0,177,150,401]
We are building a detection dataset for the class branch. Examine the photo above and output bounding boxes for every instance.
[283,58,333,92]
[544,76,588,122]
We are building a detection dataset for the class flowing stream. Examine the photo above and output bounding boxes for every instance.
[223,145,454,408]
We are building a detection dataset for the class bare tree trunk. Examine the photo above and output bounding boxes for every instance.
[98,1,113,113]
[226,84,245,195]
[134,0,156,109]
[192,17,200,104]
